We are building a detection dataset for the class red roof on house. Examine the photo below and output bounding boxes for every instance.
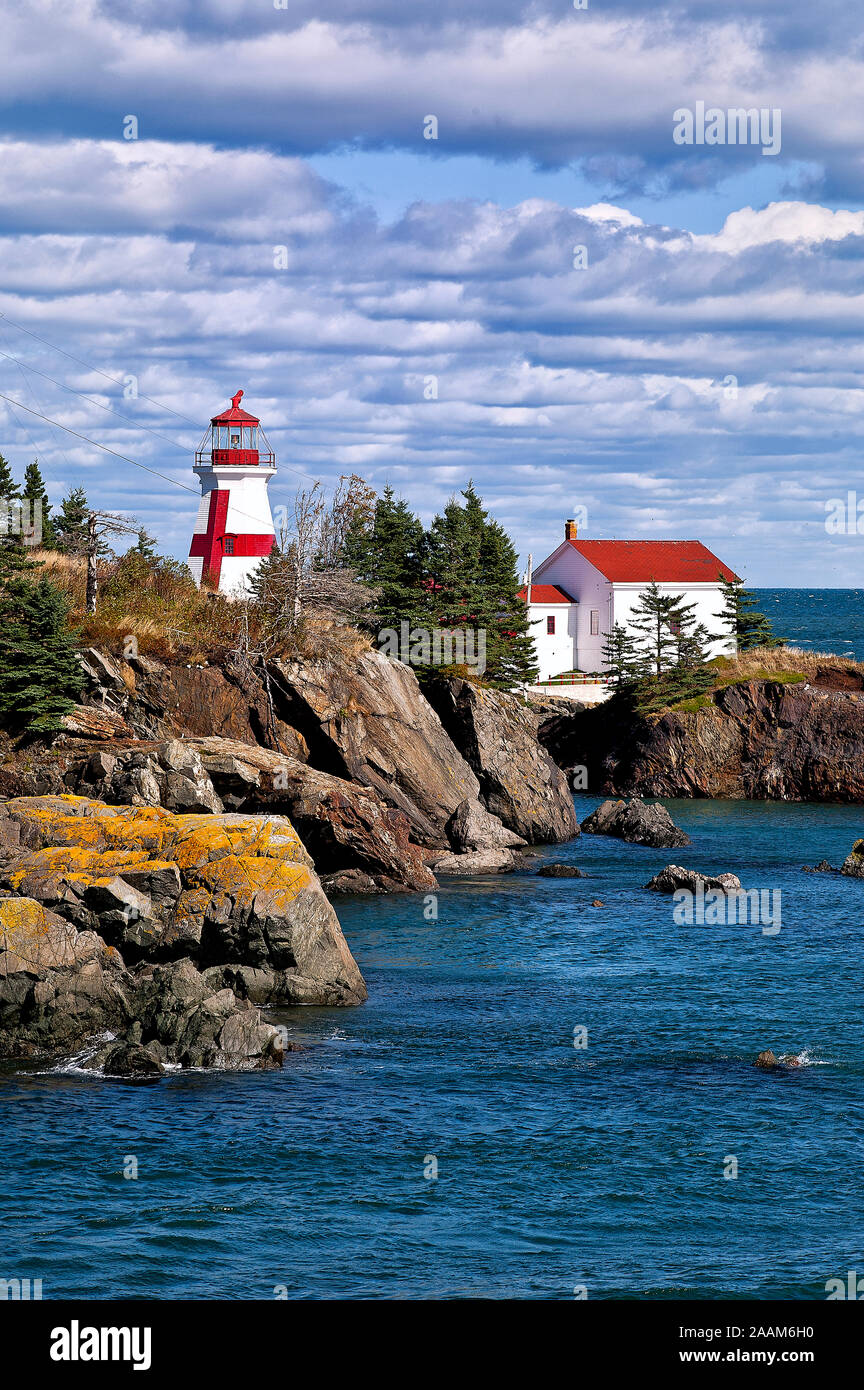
[518,584,576,604]
[567,539,739,584]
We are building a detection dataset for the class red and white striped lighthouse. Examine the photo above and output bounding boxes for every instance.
[188,391,277,596]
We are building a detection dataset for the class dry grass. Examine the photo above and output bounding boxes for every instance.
[25,548,371,665]
[28,549,85,600]
[712,645,864,684]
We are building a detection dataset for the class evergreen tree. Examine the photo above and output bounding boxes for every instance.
[0,574,82,734]
[719,574,779,651]
[421,484,537,688]
[422,492,483,626]
[601,622,647,686]
[22,459,57,549]
[131,527,157,559]
[344,485,426,634]
[55,486,90,555]
[0,452,33,575]
[471,488,537,687]
[0,452,20,502]
[629,579,692,676]
[674,617,714,670]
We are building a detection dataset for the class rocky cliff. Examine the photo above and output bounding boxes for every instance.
[2,646,578,875]
[0,646,583,1069]
[0,795,366,1070]
[426,677,578,842]
[540,677,864,801]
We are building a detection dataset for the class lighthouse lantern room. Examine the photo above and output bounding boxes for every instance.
[188,390,277,596]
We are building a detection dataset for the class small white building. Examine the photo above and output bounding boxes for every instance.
[520,520,739,684]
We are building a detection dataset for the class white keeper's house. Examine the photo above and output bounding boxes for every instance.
[519,520,739,687]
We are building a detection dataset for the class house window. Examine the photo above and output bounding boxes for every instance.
[668,620,681,637]
[547,615,556,635]
[590,609,599,635]
[223,536,235,555]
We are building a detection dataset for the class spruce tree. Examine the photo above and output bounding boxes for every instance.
[629,580,682,676]
[131,527,157,559]
[718,574,778,651]
[472,490,537,687]
[0,453,20,502]
[602,622,647,686]
[674,618,714,670]
[0,452,31,573]
[344,485,426,635]
[421,484,537,688]
[0,574,82,734]
[55,486,90,555]
[22,459,57,549]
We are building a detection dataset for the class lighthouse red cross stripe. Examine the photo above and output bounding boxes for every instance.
[188,489,274,587]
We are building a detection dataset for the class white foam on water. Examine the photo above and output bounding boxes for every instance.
[45,1032,117,1076]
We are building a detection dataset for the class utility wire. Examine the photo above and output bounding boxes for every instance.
[0,389,199,494]
[0,312,200,426]
[0,389,329,538]
[0,344,195,453]
[0,311,326,488]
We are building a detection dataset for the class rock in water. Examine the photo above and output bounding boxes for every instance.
[537,864,586,878]
[431,849,518,875]
[754,1050,780,1070]
[0,897,285,1071]
[754,1050,801,1072]
[581,798,691,848]
[424,677,578,844]
[0,796,366,1010]
[445,798,527,852]
[840,839,864,879]
[645,865,743,895]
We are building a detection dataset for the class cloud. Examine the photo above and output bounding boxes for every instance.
[696,201,864,252]
[2,2,864,197]
[2,135,864,582]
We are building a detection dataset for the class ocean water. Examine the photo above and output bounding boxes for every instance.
[3,588,864,1301]
[3,796,864,1301]
[754,588,864,661]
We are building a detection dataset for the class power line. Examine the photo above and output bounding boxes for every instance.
[0,311,326,488]
[0,313,200,427]
[0,389,199,494]
[0,389,329,539]
[0,343,196,454]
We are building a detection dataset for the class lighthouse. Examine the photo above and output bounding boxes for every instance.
[188,391,277,596]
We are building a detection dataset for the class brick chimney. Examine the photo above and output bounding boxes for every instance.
[565,518,578,541]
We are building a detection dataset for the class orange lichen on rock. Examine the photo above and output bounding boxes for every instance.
[0,794,367,1006]
[191,853,311,909]
[0,896,79,973]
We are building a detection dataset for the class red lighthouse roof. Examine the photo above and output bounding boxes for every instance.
[210,389,260,427]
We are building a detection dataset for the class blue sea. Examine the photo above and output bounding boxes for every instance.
[754,588,864,661]
[2,590,864,1301]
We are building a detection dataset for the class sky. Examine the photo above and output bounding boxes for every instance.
[2,0,864,585]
